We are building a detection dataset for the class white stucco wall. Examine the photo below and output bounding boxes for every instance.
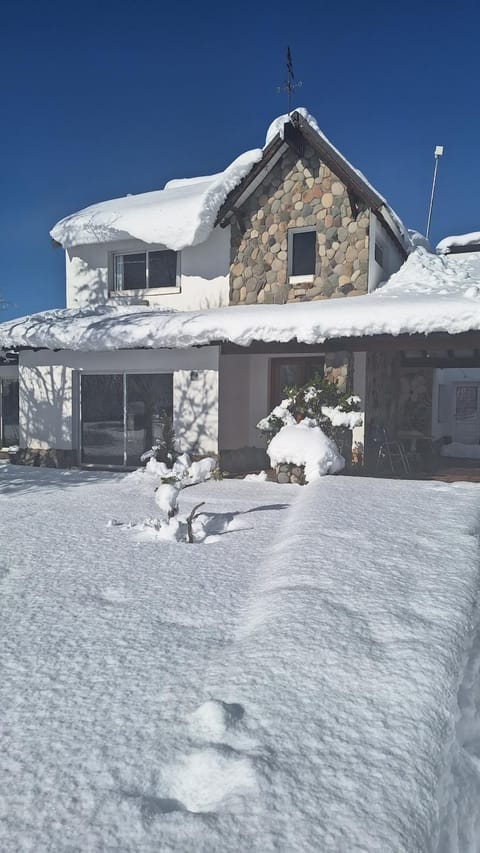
[65,226,231,311]
[19,348,219,457]
[368,214,405,293]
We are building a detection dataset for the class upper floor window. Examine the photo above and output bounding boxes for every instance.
[113,249,178,291]
[288,228,316,280]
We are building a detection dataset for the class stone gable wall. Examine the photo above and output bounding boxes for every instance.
[229,143,370,306]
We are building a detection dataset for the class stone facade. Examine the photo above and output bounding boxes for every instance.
[229,143,370,306]
[275,463,306,485]
[15,448,77,467]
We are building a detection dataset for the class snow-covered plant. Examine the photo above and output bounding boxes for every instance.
[141,413,178,468]
[145,453,218,542]
[257,376,362,443]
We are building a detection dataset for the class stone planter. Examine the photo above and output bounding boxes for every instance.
[275,463,305,485]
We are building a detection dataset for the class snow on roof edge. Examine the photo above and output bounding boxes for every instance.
[3,249,480,354]
[437,231,480,254]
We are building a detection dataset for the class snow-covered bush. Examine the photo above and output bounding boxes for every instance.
[140,413,178,468]
[267,420,345,481]
[142,452,217,542]
[258,377,363,482]
[257,376,362,442]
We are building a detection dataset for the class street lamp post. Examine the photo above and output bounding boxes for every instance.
[426,145,444,241]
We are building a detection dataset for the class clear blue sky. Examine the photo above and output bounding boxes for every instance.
[1,0,479,320]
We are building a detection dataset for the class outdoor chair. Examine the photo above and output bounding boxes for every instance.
[374,428,411,475]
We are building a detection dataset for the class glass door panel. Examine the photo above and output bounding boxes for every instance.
[270,358,325,407]
[126,374,173,467]
[81,374,124,465]
[1,379,19,447]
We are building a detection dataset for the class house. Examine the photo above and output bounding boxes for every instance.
[2,108,480,473]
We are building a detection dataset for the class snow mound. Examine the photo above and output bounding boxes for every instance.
[437,231,480,254]
[267,420,344,481]
[243,471,268,482]
[376,245,480,297]
[408,229,431,250]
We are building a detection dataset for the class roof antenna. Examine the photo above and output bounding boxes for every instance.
[425,145,444,241]
[276,46,302,115]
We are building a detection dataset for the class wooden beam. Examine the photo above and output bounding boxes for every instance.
[283,122,304,157]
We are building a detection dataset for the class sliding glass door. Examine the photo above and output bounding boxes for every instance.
[81,374,124,465]
[126,374,173,466]
[0,378,19,448]
[80,372,173,467]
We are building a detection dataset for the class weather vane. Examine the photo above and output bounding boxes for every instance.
[277,46,303,115]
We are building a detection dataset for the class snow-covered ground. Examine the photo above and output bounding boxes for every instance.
[1,464,480,851]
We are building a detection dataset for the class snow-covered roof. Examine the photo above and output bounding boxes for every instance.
[50,107,410,253]
[437,231,480,254]
[50,154,263,252]
[2,248,480,353]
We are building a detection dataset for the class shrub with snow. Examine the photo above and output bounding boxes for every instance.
[138,452,218,543]
[140,413,178,468]
[267,420,345,482]
[257,376,362,480]
[257,375,362,443]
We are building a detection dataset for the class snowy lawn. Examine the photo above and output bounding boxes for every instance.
[1,463,480,851]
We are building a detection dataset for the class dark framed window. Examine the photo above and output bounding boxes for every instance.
[270,357,325,407]
[288,229,316,277]
[114,250,178,291]
[0,378,19,447]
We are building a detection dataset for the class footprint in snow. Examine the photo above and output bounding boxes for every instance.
[96,586,128,606]
[188,699,245,741]
[188,699,265,753]
[162,747,259,813]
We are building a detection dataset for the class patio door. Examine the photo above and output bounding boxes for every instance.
[453,384,480,445]
[80,373,173,466]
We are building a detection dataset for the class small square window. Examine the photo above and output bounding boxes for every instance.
[289,230,316,277]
